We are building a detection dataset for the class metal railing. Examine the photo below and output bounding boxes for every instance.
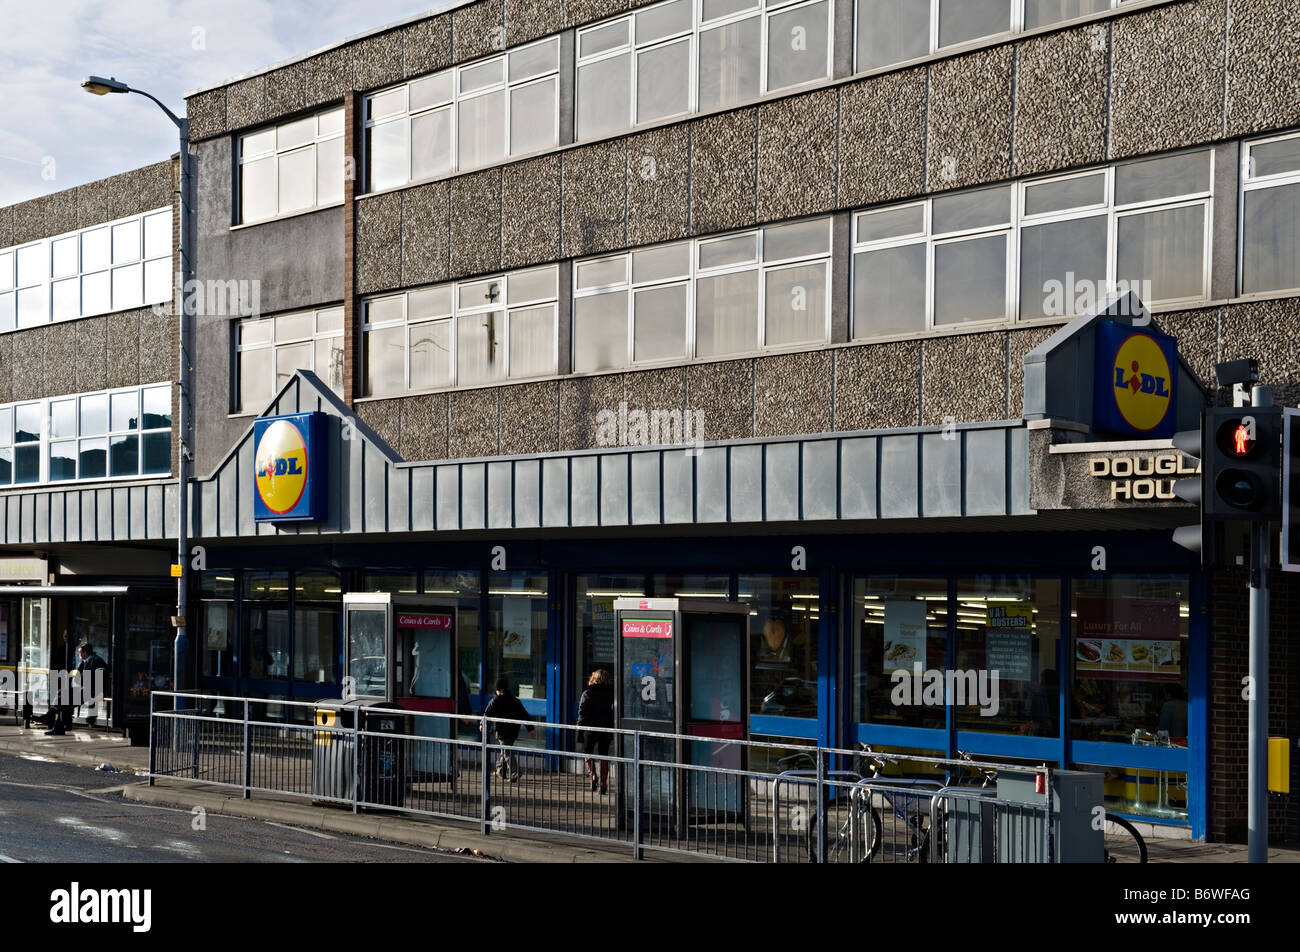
[147,691,1059,863]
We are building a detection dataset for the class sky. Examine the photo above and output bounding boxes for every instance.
[0,0,460,207]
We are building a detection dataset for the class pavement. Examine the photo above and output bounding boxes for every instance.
[1,721,1297,863]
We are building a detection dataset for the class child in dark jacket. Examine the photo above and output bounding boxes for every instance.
[483,678,534,781]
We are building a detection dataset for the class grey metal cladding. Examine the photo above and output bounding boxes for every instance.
[599,454,629,526]
[96,489,112,541]
[50,492,65,542]
[129,486,147,540]
[570,456,598,527]
[765,442,799,521]
[437,465,461,530]
[541,457,569,527]
[461,463,486,530]
[840,437,877,519]
[662,449,693,524]
[879,434,919,519]
[630,451,660,525]
[515,459,541,528]
[365,447,390,533]
[1010,427,1031,515]
[389,464,411,533]
[921,432,961,518]
[34,493,48,543]
[730,444,762,522]
[965,427,1009,517]
[488,460,513,529]
[411,467,435,531]
[802,440,838,521]
[237,441,256,537]
[696,447,728,524]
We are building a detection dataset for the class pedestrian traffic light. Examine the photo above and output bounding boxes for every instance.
[1204,406,1282,521]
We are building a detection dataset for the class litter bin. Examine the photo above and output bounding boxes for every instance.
[312,699,364,803]
[360,702,411,809]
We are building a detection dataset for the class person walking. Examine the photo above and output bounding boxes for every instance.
[483,678,534,782]
[577,668,615,794]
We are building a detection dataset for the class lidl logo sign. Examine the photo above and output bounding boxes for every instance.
[253,412,326,522]
[1094,322,1178,438]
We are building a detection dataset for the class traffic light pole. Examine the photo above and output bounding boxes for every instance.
[1248,385,1271,864]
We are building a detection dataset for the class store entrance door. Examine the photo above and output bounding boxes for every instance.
[613,598,749,827]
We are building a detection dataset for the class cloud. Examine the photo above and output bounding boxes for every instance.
[0,0,455,208]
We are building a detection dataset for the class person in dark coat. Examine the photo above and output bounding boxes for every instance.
[76,642,108,727]
[577,668,615,794]
[482,677,534,781]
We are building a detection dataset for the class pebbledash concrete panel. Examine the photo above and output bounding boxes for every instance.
[180,370,1031,541]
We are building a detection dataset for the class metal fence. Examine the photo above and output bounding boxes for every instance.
[147,691,1057,863]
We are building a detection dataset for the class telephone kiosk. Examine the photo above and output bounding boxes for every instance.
[613,598,750,830]
[342,593,460,782]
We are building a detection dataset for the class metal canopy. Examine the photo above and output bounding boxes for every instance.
[0,586,129,595]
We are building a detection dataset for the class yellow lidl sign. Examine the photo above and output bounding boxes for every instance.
[253,413,326,522]
[1095,323,1178,438]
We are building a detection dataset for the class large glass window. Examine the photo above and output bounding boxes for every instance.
[488,572,548,704]
[577,0,831,141]
[293,571,342,685]
[239,108,344,223]
[1070,575,1189,745]
[575,574,648,698]
[363,265,558,396]
[242,571,290,681]
[0,208,172,330]
[366,37,559,191]
[236,306,344,412]
[852,578,948,729]
[574,218,830,371]
[423,570,482,707]
[954,577,1061,737]
[739,575,818,721]
[0,384,169,487]
[1241,130,1300,295]
[851,150,1212,339]
[855,0,1125,73]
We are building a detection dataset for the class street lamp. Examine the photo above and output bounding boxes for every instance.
[82,75,193,711]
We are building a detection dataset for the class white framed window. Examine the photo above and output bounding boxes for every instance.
[854,0,1121,74]
[365,37,560,192]
[577,0,832,141]
[0,207,172,331]
[573,216,831,371]
[1241,130,1300,295]
[235,306,345,413]
[849,149,1213,340]
[239,107,345,224]
[362,265,559,396]
[0,384,170,487]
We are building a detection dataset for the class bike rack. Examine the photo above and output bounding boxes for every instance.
[769,769,863,863]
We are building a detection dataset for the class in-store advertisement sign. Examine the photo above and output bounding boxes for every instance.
[253,412,326,522]
[985,604,1033,681]
[882,600,925,672]
[1075,597,1181,680]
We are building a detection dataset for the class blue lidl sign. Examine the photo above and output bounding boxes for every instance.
[253,412,327,522]
[1093,322,1179,438]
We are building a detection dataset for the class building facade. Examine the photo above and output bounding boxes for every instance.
[3,0,1299,843]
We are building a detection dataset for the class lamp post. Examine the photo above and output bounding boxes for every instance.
[82,76,193,710]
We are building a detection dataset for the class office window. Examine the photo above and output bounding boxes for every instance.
[362,265,559,396]
[236,306,344,413]
[366,37,559,191]
[573,217,831,371]
[1241,130,1300,295]
[0,208,172,330]
[851,150,1212,339]
[577,0,831,141]
[855,0,1126,73]
[0,384,169,487]
[239,107,345,224]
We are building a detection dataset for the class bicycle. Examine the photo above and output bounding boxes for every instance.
[1102,812,1148,863]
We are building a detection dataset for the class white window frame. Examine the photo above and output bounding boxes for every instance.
[852,0,1129,75]
[575,0,834,142]
[1239,129,1300,297]
[849,148,1214,340]
[361,266,560,396]
[238,107,345,225]
[364,37,561,192]
[572,216,833,371]
[0,383,171,488]
[235,306,345,413]
[0,207,172,331]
